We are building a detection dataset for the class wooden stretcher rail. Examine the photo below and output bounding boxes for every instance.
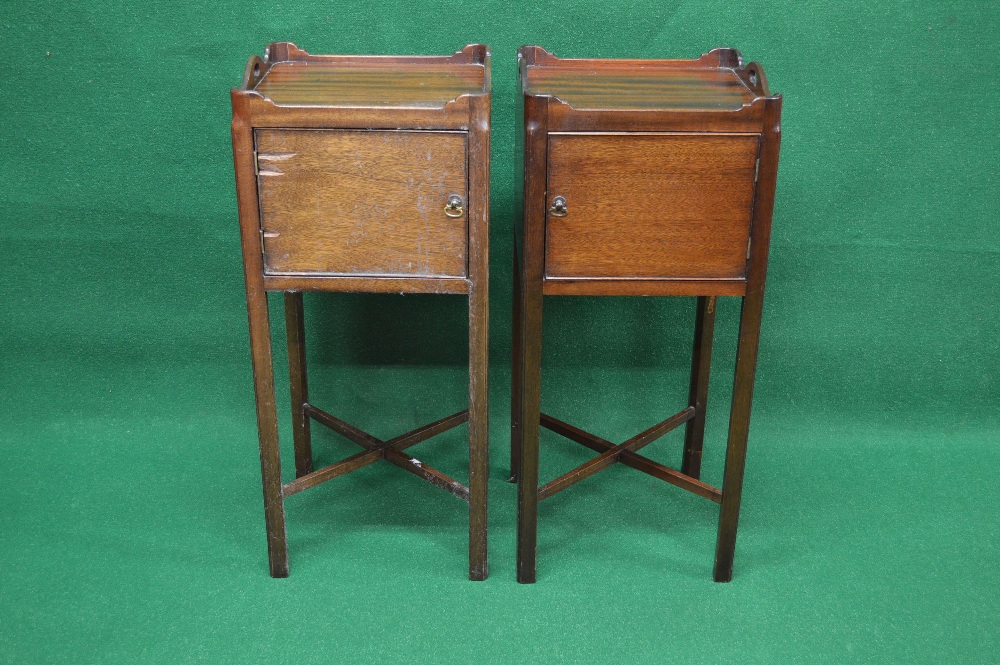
[537,407,696,501]
[540,412,722,503]
[282,405,470,501]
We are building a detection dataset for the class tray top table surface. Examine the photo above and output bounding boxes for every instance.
[253,59,487,108]
[524,56,761,111]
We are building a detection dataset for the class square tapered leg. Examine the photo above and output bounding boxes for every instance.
[515,261,543,584]
[714,289,765,582]
[682,296,717,479]
[245,287,289,578]
[468,272,489,581]
[510,243,523,484]
[285,292,313,479]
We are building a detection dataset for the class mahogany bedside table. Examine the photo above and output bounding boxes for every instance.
[511,46,781,582]
[230,42,491,580]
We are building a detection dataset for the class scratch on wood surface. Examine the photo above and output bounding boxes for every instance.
[263,231,280,238]
[258,167,283,176]
[257,152,296,161]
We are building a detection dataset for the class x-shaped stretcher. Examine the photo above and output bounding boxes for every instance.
[282,406,472,501]
[534,409,722,503]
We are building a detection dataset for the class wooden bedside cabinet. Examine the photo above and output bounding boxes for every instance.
[230,42,491,580]
[511,46,781,582]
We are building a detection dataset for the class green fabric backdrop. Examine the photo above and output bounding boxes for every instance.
[2,1,998,662]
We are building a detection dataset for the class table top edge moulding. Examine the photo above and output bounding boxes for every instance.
[520,44,771,107]
[234,41,490,110]
[518,45,779,134]
[231,42,490,131]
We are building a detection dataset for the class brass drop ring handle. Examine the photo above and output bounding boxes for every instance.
[549,196,568,217]
[444,194,465,218]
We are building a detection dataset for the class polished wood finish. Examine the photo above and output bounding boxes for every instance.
[522,47,755,112]
[233,108,288,578]
[513,46,781,583]
[232,42,491,580]
[284,292,312,478]
[540,413,722,503]
[263,273,468,294]
[714,96,782,583]
[304,405,472,501]
[514,92,548,584]
[466,92,491,580]
[281,410,469,497]
[545,132,759,280]
[509,235,522,484]
[524,66,756,111]
[238,44,488,133]
[256,129,468,278]
[537,407,694,501]
[542,278,745,297]
[682,295,717,479]
[255,62,485,108]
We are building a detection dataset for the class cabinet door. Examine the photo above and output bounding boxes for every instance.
[256,129,468,277]
[545,132,759,280]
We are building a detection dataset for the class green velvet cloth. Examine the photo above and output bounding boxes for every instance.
[2,1,997,662]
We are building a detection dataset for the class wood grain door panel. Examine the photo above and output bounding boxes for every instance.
[545,132,759,280]
[255,129,468,277]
